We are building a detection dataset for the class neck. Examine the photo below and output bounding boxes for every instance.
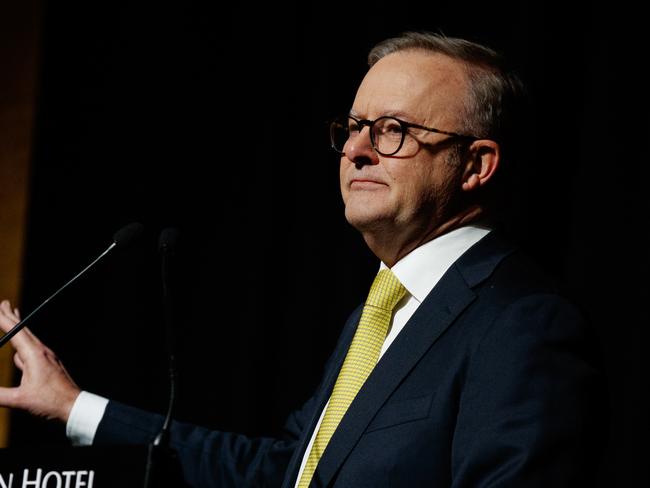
[363,205,485,267]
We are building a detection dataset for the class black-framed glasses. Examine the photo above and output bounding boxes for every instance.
[329,115,478,156]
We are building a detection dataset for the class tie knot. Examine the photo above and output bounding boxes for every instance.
[365,269,406,311]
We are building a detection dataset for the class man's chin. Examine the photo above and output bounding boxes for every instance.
[344,206,393,233]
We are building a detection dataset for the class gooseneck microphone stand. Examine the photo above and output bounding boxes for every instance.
[143,227,182,488]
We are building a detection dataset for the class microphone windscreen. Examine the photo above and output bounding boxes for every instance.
[113,222,144,249]
[159,227,180,255]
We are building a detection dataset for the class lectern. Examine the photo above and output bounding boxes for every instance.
[0,444,187,488]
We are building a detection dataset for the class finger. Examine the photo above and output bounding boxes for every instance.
[0,321,39,354]
[0,312,22,332]
[0,300,20,323]
[0,302,19,328]
[0,302,40,351]
[1,302,37,341]
[14,352,24,370]
[0,300,16,317]
[0,309,18,331]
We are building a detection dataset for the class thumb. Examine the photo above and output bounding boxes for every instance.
[0,386,20,409]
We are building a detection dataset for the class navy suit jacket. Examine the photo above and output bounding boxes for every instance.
[95,231,606,487]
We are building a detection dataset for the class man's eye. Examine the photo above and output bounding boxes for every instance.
[348,122,360,132]
[378,121,403,137]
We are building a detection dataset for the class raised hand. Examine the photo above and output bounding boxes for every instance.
[0,299,80,422]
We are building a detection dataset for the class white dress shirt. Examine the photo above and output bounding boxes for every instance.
[66,225,491,484]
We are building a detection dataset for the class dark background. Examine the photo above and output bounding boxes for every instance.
[9,1,647,486]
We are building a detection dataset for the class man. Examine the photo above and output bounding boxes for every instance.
[0,32,604,486]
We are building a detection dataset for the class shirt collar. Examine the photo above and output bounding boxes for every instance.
[380,225,492,303]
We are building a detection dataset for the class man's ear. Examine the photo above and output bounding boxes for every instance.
[461,140,500,192]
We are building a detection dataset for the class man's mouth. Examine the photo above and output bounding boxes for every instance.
[350,178,387,189]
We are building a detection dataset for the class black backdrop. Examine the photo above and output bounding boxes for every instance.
[10,1,647,486]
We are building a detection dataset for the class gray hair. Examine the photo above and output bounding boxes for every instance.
[368,31,527,147]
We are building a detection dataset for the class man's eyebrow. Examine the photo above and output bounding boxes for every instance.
[382,110,414,120]
[348,109,416,121]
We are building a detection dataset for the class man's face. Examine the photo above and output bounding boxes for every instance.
[339,50,470,250]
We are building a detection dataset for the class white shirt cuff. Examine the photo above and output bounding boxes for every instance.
[66,391,109,446]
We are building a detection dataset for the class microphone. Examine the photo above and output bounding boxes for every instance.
[0,222,144,348]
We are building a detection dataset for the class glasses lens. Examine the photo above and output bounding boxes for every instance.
[329,118,351,153]
[373,117,404,156]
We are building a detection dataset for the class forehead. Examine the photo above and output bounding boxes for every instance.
[352,50,468,125]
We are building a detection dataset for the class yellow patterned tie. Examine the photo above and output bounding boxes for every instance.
[297,269,406,487]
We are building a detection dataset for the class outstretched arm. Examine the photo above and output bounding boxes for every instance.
[0,299,81,423]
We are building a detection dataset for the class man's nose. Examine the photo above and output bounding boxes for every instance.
[344,128,379,167]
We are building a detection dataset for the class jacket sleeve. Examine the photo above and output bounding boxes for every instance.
[93,385,323,487]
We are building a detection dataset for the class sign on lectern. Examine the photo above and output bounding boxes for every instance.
[0,445,186,488]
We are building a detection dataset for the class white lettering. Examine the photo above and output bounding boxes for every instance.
[21,469,41,488]
[11,469,96,488]
[42,472,62,488]
[73,471,87,488]
[60,472,74,488]
[0,473,14,488]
